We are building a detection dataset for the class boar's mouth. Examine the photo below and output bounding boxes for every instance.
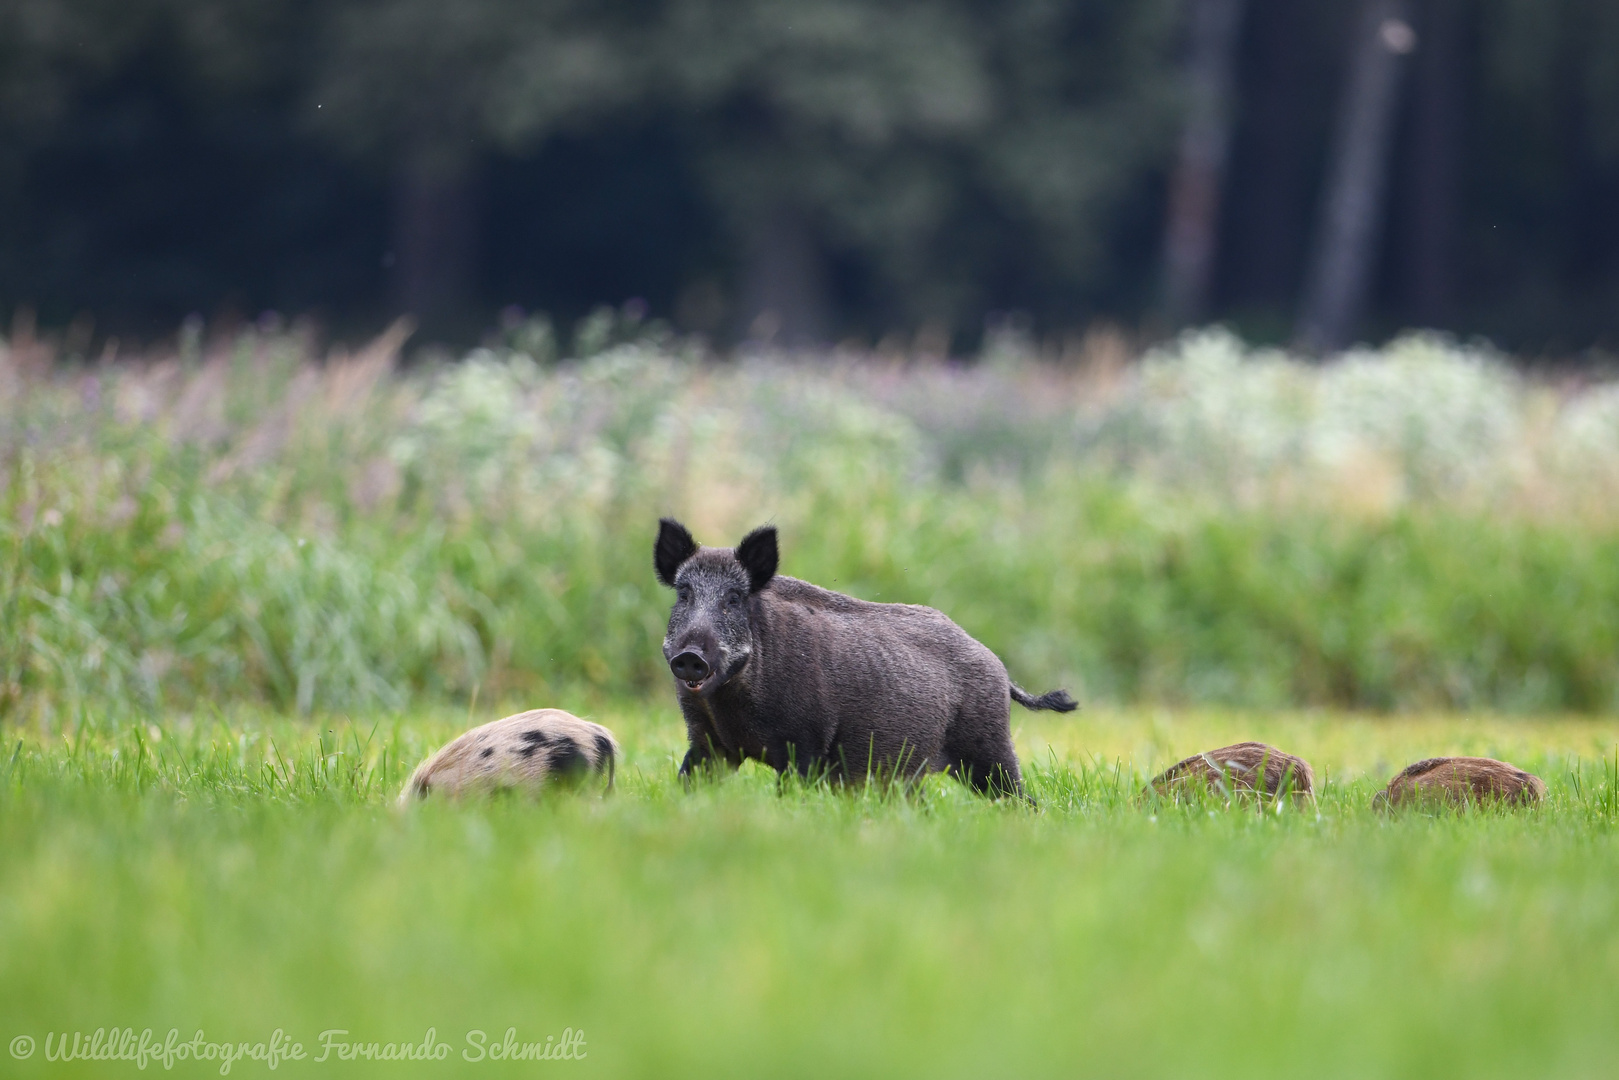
[671,652,748,696]
[679,668,723,695]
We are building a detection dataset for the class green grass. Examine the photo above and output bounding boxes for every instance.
[4,705,1619,1077]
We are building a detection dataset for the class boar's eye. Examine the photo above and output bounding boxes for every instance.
[676,585,692,602]
[726,589,744,607]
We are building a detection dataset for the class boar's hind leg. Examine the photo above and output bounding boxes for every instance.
[948,758,1027,801]
[944,732,1028,801]
[943,691,1031,802]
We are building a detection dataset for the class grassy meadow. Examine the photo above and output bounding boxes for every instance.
[5,318,1619,1075]
[5,705,1619,1077]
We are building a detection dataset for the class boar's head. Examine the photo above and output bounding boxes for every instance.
[654,518,777,697]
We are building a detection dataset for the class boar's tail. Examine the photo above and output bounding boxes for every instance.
[1010,684,1078,712]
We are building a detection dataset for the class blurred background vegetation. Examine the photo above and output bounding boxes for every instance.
[2,0,1617,352]
[5,0,1619,723]
[5,323,1619,722]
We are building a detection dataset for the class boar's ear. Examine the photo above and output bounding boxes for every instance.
[655,518,698,587]
[736,525,778,593]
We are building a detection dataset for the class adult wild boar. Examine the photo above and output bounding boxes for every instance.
[654,518,1076,798]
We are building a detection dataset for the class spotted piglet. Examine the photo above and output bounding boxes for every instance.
[399,709,618,804]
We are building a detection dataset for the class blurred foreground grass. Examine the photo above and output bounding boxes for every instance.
[3,704,1619,1077]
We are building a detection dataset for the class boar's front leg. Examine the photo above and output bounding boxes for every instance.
[762,739,822,780]
[678,731,740,782]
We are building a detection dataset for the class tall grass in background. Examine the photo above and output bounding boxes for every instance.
[4,317,1619,724]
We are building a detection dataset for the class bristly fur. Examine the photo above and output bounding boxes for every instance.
[1374,756,1544,809]
[1146,741,1315,802]
[399,709,618,804]
[656,519,1079,801]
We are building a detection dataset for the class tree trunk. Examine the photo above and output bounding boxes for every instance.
[734,205,831,348]
[391,146,479,328]
[1295,0,1417,354]
[1218,0,1322,315]
[1406,0,1463,327]
[1163,0,1248,327]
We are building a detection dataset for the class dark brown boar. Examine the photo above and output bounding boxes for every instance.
[1374,756,1545,810]
[1146,741,1316,803]
[654,519,1076,799]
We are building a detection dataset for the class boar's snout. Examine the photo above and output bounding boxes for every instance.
[669,651,712,687]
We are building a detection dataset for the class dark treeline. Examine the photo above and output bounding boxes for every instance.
[1,0,1616,352]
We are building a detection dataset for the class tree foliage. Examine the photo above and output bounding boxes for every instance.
[1,0,1617,346]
